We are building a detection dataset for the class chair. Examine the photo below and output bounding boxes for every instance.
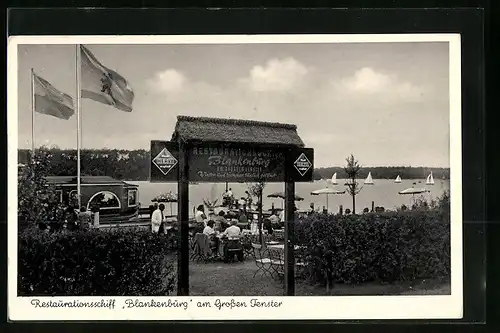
[190,233,211,262]
[251,243,273,278]
[268,247,285,278]
[224,237,244,262]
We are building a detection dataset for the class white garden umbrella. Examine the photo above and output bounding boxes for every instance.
[311,187,345,211]
[398,187,430,195]
[267,192,304,201]
[267,191,304,209]
[398,187,430,205]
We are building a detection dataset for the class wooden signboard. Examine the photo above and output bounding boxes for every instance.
[149,140,179,182]
[150,141,314,183]
[287,147,314,182]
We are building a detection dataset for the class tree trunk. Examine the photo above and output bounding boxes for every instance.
[352,193,356,214]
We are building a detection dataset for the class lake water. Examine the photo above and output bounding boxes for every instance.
[128,179,450,216]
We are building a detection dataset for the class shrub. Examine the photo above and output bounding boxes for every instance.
[18,148,67,229]
[295,209,450,286]
[18,227,176,296]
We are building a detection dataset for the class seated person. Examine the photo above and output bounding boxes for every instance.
[263,218,273,235]
[214,210,229,232]
[238,210,248,223]
[203,220,218,255]
[238,197,247,210]
[194,204,209,226]
[221,220,243,262]
[269,213,280,225]
[222,220,241,239]
[203,220,216,237]
[194,221,205,234]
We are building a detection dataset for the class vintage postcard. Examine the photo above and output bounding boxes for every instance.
[8,34,462,321]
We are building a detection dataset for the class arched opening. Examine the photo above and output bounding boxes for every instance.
[87,191,121,210]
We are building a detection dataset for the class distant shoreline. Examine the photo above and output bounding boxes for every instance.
[18,148,450,181]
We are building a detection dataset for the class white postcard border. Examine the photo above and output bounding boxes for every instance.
[7,33,463,321]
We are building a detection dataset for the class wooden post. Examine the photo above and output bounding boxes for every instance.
[284,181,295,296]
[371,201,375,212]
[339,204,343,215]
[258,191,263,245]
[177,140,189,296]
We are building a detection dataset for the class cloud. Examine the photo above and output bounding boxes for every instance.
[333,67,424,100]
[242,57,309,92]
[148,69,187,93]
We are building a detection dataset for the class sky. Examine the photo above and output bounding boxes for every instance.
[17,41,451,167]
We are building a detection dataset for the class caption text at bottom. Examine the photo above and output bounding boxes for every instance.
[30,298,283,311]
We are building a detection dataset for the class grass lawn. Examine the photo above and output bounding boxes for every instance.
[167,256,450,296]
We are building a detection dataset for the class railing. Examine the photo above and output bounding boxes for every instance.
[138,207,176,219]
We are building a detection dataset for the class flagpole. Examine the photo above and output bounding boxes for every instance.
[76,44,82,209]
[30,68,35,155]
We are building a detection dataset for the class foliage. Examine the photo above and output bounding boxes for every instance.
[401,190,450,216]
[295,209,450,286]
[19,148,150,181]
[18,147,70,228]
[203,198,219,210]
[18,227,176,296]
[152,191,178,203]
[436,190,450,215]
[343,154,363,214]
[247,181,266,199]
[247,181,266,243]
[18,148,450,181]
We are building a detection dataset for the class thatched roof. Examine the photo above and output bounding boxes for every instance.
[171,116,305,147]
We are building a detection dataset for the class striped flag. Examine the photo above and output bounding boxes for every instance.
[33,73,74,120]
[80,45,135,112]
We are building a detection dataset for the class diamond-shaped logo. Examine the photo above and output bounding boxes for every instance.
[294,153,312,176]
[152,148,178,176]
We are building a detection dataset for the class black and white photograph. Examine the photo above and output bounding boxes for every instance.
[8,34,462,320]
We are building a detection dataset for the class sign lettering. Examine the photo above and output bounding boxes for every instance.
[188,145,285,183]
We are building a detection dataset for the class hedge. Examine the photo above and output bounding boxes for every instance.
[18,227,176,296]
[295,209,450,285]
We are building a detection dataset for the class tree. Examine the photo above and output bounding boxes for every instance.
[344,154,363,214]
[247,181,266,244]
[18,147,64,229]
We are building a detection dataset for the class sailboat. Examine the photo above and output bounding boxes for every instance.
[364,172,374,185]
[395,175,402,183]
[426,171,435,185]
[331,172,338,185]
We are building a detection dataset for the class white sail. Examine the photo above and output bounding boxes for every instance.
[364,172,374,185]
[395,175,402,183]
[331,172,338,185]
[426,172,435,185]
